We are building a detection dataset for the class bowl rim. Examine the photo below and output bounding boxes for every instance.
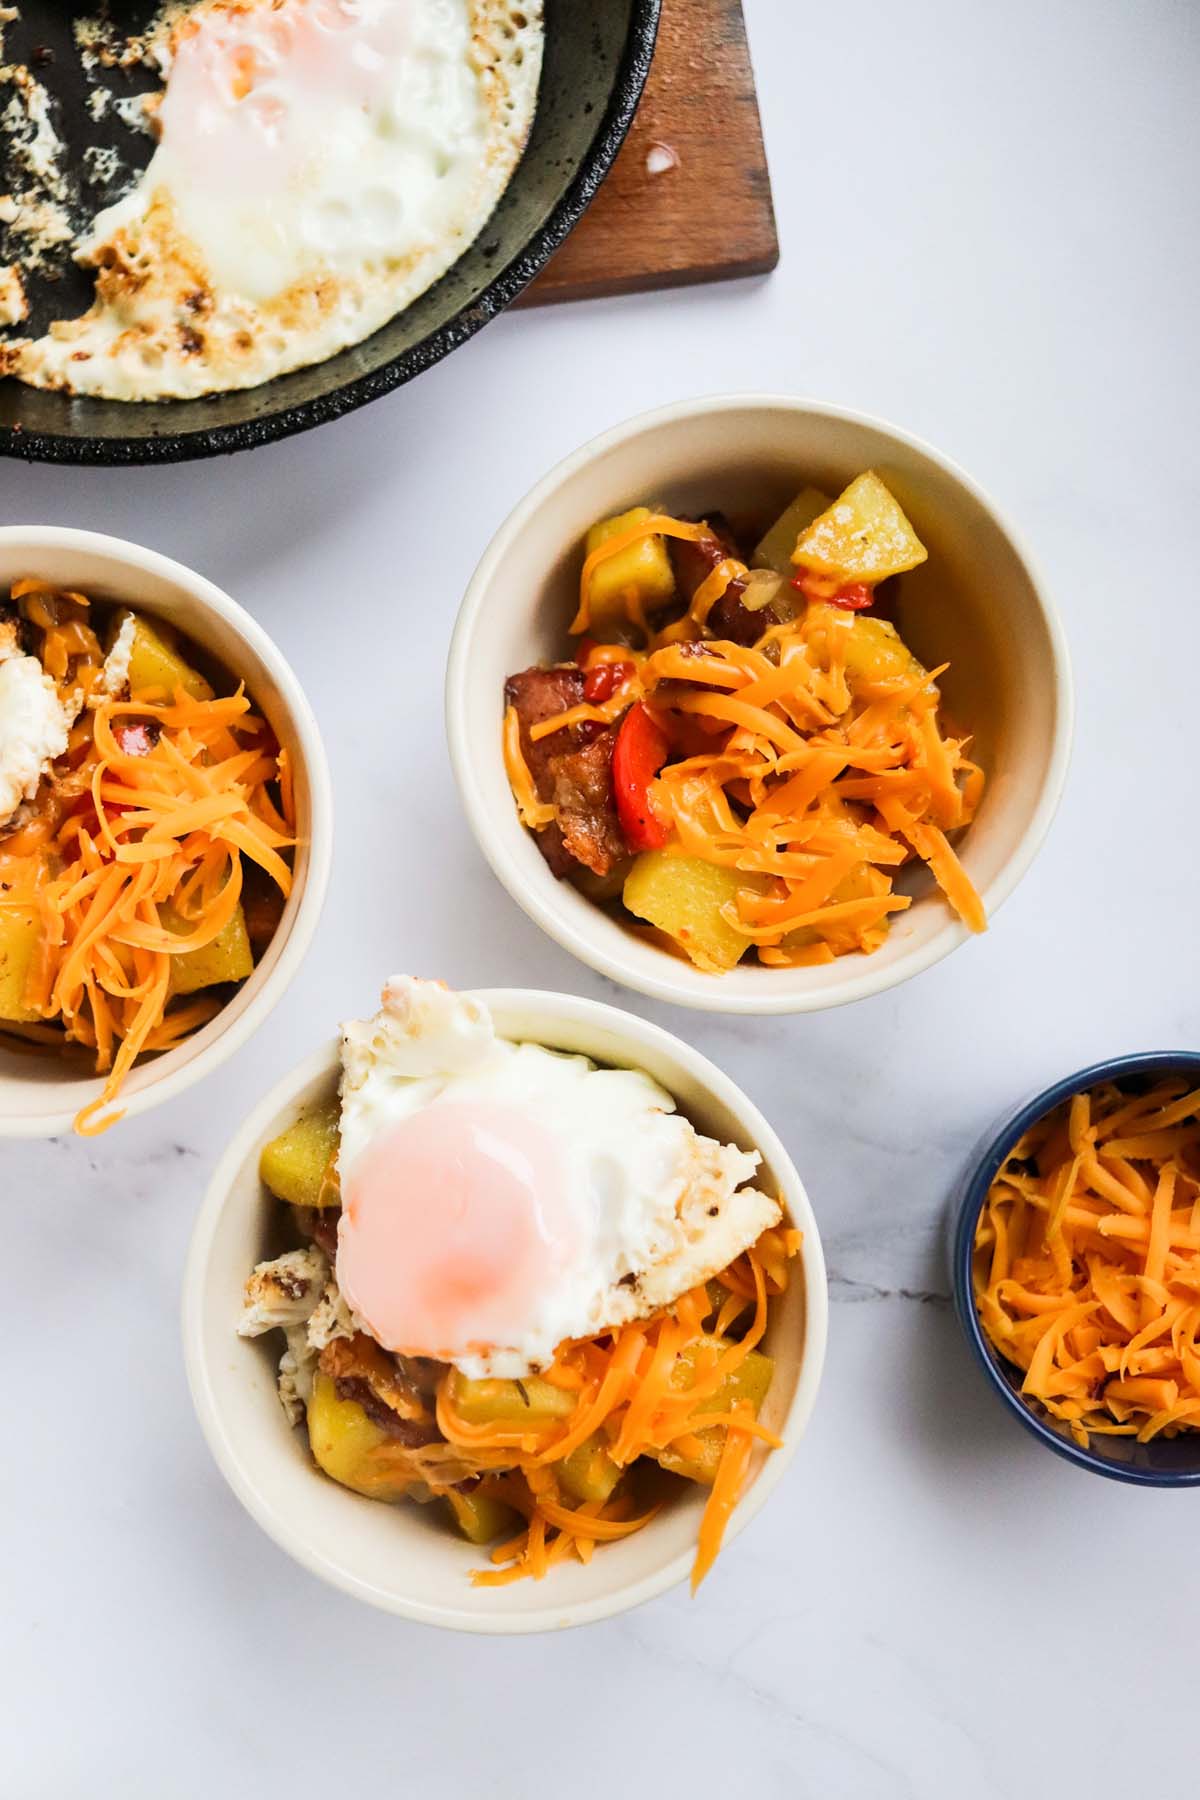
[950,1049,1200,1487]
[0,1,662,468]
[0,524,333,1137]
[181,984,830,1632]
[445,390,1076,1015]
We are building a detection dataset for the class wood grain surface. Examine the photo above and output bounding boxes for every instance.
[521,0,778,305]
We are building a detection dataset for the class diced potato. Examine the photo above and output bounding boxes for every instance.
[584,506,676,626]
[805,604,929,695]
[446,1371,576,1428]
[779,864,887,951]
[792,472,927,583]
[259,1099,341,1208]
[752,485,833,574]
[162,900,253,996]
[655,1339,775,1486]
[623,851,770,974]
[841,614,929,692]
[123,612,214,702]
[0,903,41,1023]
[656,1426,726,1485]
[307,1371,411,1502]
[444,1487,519,1546]
[559,1433,624,1505]
[673,1336,775,1411]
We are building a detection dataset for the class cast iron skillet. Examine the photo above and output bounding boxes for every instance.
[0,0,660,465]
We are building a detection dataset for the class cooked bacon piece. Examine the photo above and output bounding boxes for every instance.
[503,664,588,793]
[668,512,769,646]
[294,1204,339,1260]
[531,818,577,879]
[317,1337,488,1491]
[550,726,628,878]
[318,1334,440,1447]
[505,664,630,878]
[400,1356,449,1399]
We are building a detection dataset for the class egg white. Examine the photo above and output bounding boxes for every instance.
[6,0,543,399]
[336,979,782,1379]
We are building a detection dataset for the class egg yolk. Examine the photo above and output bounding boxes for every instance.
[336,1102,581,1361]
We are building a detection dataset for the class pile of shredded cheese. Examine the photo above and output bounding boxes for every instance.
[974,1077,1200,1446]
[507,511,985,963]
[3,581,294,1133]
[410,1224,800,1589]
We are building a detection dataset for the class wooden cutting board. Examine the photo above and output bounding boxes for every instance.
[521,0,777,305]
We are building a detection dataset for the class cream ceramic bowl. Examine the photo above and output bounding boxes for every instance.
[183,987,828,1633]
[446,395,1073,1013]
[0,527,332,1137]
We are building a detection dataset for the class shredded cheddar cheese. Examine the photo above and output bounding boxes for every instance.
[427,1225,801,1588]
[571,515,709,634]
[637,615,985,950]
[508,508,986,962]
[502,704,555,829]
[3,584,294,1134]
[691,1400,756,1591]
[973,1077,1200,1446]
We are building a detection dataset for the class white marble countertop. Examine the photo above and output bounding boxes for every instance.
[3,2,1197,1793]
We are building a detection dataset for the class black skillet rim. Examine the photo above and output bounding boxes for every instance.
[0,0,662,467]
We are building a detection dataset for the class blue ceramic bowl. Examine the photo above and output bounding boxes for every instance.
[950,1052,1200,1485]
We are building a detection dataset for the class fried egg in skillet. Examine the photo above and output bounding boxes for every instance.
[4,0,543,400]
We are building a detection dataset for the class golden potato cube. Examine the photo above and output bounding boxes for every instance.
[584,506,676,626]
[0,903,41,1023]
[673,1337,775,1412]
[259,1099,340,1208]
[123,612,214,702]
[752,485,833,574]
[656,1339,776,1485]
[445,1370,576,1427]
[791,471,927,582]
[444,1488,520,1545]
[805,605,929,695]
[558,1433,624,1505]
[779,864,887,951]
[307,1371,411,1502]
[656,1426,725,1485]
[623,851,769,974]
[841,614,929,692]
[163,901,253,996]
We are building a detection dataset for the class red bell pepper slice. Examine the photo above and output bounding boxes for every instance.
[790,571,875,610]
[612,702,670,850]
[583,658,635,704]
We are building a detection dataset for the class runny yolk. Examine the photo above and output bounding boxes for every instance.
[335,1102,579,1361]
